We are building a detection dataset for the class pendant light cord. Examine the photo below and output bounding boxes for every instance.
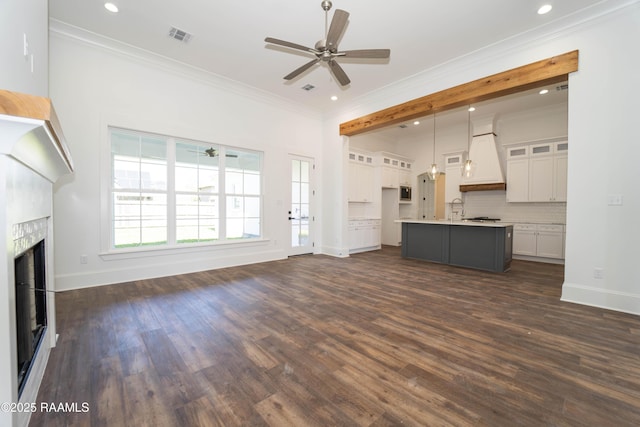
[432,113,436,162]
[467,107,471,152]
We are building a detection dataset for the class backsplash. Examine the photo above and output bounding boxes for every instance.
[461,190,566,224]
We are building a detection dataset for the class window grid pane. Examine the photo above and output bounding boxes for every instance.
[110,129,261,249]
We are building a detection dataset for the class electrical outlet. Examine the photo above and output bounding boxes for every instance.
[607,194,623,206]
[593,268,604,279]
[80,254,88,264]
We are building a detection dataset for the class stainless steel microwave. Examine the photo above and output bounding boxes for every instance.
[400,186,412,201]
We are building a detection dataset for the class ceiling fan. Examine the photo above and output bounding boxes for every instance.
[264,1,390,86]
[188,147,238,158]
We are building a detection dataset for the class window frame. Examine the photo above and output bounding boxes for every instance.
[103,126,264,256]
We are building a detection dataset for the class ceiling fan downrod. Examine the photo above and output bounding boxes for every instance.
[321,1,332,41]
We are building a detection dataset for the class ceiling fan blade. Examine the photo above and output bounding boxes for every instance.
[326,9,349,51]
[284,58,321,80]
[328,60,351,86]
[265,37,317,54]
[341,49,390,59]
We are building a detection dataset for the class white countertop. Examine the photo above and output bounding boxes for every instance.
[395,219,514,228]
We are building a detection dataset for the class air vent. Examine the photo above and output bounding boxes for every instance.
[169,27,192,43]
[398,124,408,129]
[556,84,569,91]
[301,84,315,91]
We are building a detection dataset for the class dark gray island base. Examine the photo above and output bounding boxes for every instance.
[400,220,513,272]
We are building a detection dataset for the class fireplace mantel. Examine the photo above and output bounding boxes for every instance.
[0,89,73,181]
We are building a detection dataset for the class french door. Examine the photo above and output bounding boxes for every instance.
[288,155,314,256]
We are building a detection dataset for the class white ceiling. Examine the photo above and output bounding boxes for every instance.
[368,81,568,140]
[49,0,602,113]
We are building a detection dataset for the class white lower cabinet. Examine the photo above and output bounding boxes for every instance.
[348,219,381,253]
[513,223,564,260]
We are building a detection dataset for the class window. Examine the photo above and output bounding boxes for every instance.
[225,149,262,239]
[109,128,262,250]
[111,132,168,248]
[175,141,220,243]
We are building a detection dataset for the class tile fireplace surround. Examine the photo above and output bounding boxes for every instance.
[0,90,73,427]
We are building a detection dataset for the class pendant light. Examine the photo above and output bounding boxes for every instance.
[462,106,474,178]
[428,112,438,180]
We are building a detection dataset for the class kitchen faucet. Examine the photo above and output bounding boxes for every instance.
[450,197,465,220]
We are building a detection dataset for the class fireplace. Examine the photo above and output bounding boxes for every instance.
[1,90,73,427]
[14,239,47,397]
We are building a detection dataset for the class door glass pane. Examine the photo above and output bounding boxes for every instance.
[300,161,309,183]
[292,160,301,181]
[299,222,309,246]
[291,159,311,249]
[292,183,301,204]
[291,225,300,246]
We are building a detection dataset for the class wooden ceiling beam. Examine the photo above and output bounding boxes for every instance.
[339,50,579,136]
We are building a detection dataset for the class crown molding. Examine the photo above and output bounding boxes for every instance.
[48,19,322,121]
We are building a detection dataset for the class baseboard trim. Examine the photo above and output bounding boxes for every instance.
[561,282,640,316]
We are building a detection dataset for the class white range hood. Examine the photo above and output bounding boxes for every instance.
[460,115,506,192]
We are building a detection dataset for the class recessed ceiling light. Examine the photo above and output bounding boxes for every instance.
[468,106,476,112]
[104,2,119,13]
[539,89,549,95]
[413,121,420,125]
[538,4,552,15]
[331,95,338,101]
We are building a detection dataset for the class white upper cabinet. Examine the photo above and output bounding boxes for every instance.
[529,155,555,201]
[506,146,529,203]
[381,166,398,188]
[506,140,567,203]
[348,151,375,202]
[377,152,413,189]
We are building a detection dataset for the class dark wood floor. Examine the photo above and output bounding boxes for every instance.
[31,246,640,426]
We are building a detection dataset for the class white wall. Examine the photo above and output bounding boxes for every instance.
[561,3,640,314]
[324,1,640,314]
[0,0,48,96]
[49,23,324,290]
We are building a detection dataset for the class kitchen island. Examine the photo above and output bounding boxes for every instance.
[397,219,513,272]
